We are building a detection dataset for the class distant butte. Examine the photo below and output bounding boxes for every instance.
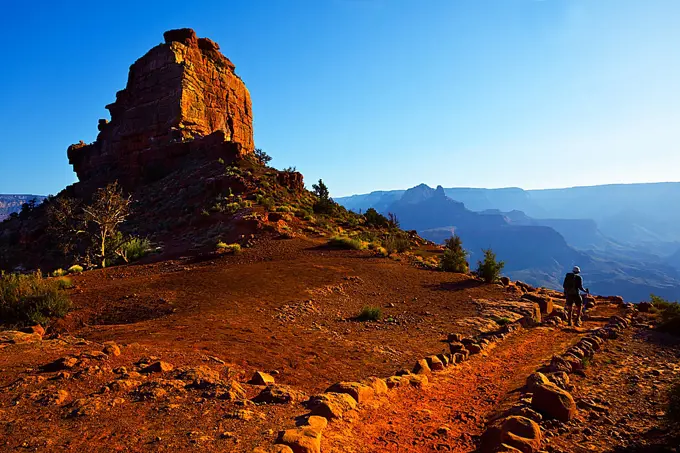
[68,28,254,189]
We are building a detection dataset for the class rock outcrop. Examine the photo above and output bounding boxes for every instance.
[68,28,254,189]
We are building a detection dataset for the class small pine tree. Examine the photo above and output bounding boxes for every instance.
[312,179,334,214]
[364,208,388,227]
[476,248,505,283]
[254,148,272,165]
[440,235,469,273]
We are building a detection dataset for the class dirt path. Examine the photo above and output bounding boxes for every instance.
[324,324,592,453]
[543,325,680,453]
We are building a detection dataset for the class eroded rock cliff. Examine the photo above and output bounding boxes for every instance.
[68,28,254,189]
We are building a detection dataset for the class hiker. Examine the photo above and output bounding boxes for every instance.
[563,266,589,327]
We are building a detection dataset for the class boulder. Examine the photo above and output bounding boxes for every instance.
[362,376,388,395]
[467,344,483,355]
[548,356,572,374]
[448,342,466,354]
[525,372,550,392]
[500,416,542,453]
[408,374,429,388]
[426,355,445,371]
[531,382,577,421]
[308,392,357,419]
[250,371,275,386]
[278,416,327,453]
[325,382,374,404]
[413,359,432,375]
[385,376,408,389]
[447,333,463,342]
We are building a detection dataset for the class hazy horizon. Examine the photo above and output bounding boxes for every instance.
[2,0,679,196]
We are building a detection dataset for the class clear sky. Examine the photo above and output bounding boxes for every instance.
[1,0,679,197]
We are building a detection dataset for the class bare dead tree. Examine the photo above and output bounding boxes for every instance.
[82,182,132,268]
[47,196,87,258]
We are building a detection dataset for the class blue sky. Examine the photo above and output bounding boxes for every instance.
[1,0,679,197]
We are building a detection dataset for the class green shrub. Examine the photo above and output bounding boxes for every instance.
[475,248,505,283]
[0,271,71,326]
[384,232,410,253]
[118,237,152,262]
[56,277,74,290]
[440,235,469,273]
[328,236,367,250]
[216,242,242,254]
[68,265,83,274]
[276,206,292,213]
[650,294,680,334]
[51,268,67,277]
[364,208,388,227]
[357,306,382,321]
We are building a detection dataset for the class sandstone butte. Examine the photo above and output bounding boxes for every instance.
[67,28,255,190]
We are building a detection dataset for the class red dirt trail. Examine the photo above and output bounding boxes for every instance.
[324,325,596,453]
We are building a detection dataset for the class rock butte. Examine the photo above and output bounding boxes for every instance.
[68,28,254,190]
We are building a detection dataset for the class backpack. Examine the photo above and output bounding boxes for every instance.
[563,272,578,294]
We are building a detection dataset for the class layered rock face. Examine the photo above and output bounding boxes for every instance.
[68,28,254,189]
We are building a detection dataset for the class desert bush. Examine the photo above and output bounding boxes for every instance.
[387,212,400,229]
[650,294,680,334]
[440,235,469,273]
[55,277,74,290]
[68,265,83,274]
[357,306,382,321]
[276,205,292,213]
[383,231,410,253]
[0,271,71,326]
[364,208,388,227]
[475,248,505,283]
[256,195,276,211]
[328,236,368,251]
[375,246,389,257]
[216,242,242,254]
[116,237,152,263]
[51,268,67,277]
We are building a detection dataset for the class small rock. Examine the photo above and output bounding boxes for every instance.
[250,371,275,386]
[43,356,79,372]
[413,359,432,375]
[426,355,445,371]
[447,333,463,342]
[103,342,121,357]
[141,361,174,373]
[254,385,307,404]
